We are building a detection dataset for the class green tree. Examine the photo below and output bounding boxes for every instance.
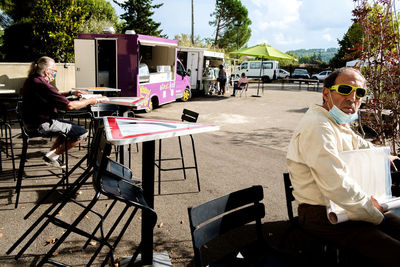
[329,22,362,68]
[78,0,121,33]
[175,33,205,47]
[113,0,165,37]
[353,0,400,154]
[0,0,119,62]
[209,0,251,50]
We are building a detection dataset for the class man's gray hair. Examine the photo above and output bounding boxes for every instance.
[28,56,55,77]
[323,67,366,88]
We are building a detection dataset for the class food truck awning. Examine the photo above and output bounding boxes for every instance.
[138,34,178,47]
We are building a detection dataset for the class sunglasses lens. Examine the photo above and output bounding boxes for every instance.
[337,85,352,95]
[356,88,366,97]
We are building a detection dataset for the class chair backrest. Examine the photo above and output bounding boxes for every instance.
[239,82,247,89]
[283,172,295,221]
[15,101,31,139]
[188,185,265,267]
[181,109,199,123]
[90,103,119,118]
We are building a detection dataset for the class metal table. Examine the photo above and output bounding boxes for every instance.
[103,116,219,265]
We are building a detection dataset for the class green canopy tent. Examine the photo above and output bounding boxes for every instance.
[231,43,297,96]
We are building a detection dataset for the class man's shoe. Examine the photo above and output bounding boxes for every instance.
[43,156,66,169]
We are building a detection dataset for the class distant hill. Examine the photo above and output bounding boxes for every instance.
[286,48,338,63]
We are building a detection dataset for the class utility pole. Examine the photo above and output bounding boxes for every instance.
[191,0,194,45]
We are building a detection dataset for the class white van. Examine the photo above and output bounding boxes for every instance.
[232,60,279,82]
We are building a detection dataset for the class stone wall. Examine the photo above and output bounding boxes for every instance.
[0,62,75,94]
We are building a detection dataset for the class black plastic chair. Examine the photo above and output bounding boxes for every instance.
[155,108,200,194]
[188,185,292,267]
[282,172,341,265]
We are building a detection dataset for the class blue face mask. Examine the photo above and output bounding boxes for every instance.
[329,104,358,124]
[50,72,56,82]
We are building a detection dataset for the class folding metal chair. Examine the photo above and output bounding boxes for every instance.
[8,125,157,267]
[155,108,200,194]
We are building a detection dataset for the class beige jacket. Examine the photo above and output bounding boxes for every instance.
[286,105,384,225]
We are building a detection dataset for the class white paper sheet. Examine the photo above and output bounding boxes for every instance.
[326,147,396,224]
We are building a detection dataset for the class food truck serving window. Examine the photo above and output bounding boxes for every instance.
[138,40,176,83]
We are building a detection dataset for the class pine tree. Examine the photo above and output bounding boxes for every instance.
[114,0,165,37]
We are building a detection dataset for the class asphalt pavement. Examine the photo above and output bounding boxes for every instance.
[0,82,323,266]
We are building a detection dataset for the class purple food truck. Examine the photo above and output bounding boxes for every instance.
[74,33,191,111]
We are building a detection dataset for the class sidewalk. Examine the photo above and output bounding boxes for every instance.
[0,84,322,266]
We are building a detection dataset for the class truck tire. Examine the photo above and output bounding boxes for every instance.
[145,97,157,113]
[262,76,271,83]
[180,87,191,102]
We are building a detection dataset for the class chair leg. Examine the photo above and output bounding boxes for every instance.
[7,167,94,259]
[100,206,139,267]
[36,192,103,267]
[89,205,135,267]
[178,136,187,180]
[15,136,28,209]
[158,139,162,195]
[190,134,201,192]
[82,199,118,249]
[5,123,16,181]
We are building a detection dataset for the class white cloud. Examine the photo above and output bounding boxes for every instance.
[273,33,303,46]
[250,0,302,30]
[322,33,333,42]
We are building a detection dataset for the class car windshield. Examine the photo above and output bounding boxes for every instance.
[294,69,307,74]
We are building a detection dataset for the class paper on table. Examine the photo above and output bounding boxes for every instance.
[326,147,397,224]
[81,94,109,101]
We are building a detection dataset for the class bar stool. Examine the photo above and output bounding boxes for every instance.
[155,109,200,194]
[14,102,69,208]
[0,95,18,181]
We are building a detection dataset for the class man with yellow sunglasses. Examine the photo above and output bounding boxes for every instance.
[286,67,400,266]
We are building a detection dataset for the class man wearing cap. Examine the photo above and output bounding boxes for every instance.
[286,67,400,266]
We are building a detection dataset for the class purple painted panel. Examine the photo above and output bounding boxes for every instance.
[137,81,177,109]
[117,35,138,97]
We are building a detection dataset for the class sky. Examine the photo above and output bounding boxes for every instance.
[108,0,357,53]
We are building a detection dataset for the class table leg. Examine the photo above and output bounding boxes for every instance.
[141,140,155,265]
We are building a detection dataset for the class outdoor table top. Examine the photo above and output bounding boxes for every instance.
[0,89,16,94]
[74,87,122,92]
[103,116,220,146]
[101,96,147,107]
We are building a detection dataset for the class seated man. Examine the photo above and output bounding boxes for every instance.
[22,56,99,168]
[286,67,400,266]
[231,72,248,96]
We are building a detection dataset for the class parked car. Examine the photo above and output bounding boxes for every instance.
[312,70,332,81]
[291,68,310,79]
[278,69,290,79]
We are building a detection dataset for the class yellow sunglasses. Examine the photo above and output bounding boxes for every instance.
[330,84,367,98]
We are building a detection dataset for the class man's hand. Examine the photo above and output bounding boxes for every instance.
[73,90,87,98]
[371,196,384,214]
[389,155,400,171]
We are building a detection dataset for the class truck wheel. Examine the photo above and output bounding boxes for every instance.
[262,76,271,83]
[181,87,191,102]
[145,99,154,113]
